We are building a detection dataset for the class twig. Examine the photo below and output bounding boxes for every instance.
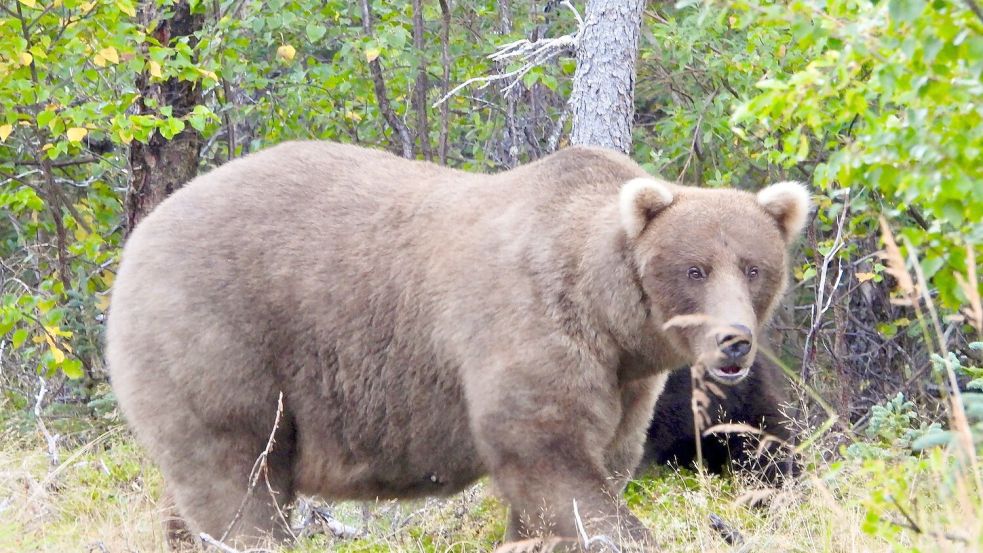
[18,156,101,168]
[360,0,414,158]
[221,392,292,542]
[676,90,718,183]
[199,532,244,553]
[883,495,969,543]
[294,500,363,540]
[546,107,570,153]
[690,363,708,469]
[34,375,60,466]
[571,499,621,552]
[411,0,433,161]
[802,192,849,380]
[432,0,583,107]
[963,0,983,24]
[437,0,451,164]
[708,513,745,545]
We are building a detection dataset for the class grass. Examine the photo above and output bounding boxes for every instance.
[1,414,980,553]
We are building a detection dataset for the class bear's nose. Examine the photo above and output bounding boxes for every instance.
[716,324,752,360]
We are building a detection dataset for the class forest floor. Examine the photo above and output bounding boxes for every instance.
[0,412,980,553]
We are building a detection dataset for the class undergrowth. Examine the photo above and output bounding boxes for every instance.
[1,400,980,553]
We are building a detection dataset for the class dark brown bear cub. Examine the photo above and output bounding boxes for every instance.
[644,356,797,483]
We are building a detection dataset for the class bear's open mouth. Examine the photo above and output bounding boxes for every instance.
[707,363,750,384]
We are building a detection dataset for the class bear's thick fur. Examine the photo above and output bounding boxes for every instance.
[107,141,809,547]
[644,356,797,483]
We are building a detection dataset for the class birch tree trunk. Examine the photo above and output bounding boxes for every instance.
[569,0,646,153]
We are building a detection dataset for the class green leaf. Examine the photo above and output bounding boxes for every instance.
[888,0,925,24]
[911,429,952,450]
[306,23,327,43]
[60,358,85,380]
[12,328,29,349]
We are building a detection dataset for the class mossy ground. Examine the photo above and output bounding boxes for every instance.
[0,416,980,553]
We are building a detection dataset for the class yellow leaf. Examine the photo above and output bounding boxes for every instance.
[45,335,66,363]
[148,60,162,78]
[364,47,380,63]
[856,272,877,283]
[66,127,88,143]
[344,111,362,122]
[18,52,33,66]
[81,1,96,13]
[95,294,111,312]
[93,53,106,67]
[100,269,116,287]
[18,0,37,8]
[0,124,12,142]
[99,47,119,65]
[117,0,136,17]
[42,143,54,151]
[44,324,73,338]
[276,44,296,62]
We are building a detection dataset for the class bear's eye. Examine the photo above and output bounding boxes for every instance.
[746,266,760,280]
[687,266,706,280]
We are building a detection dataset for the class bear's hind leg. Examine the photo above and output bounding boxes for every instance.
[160,418,297,549]
[161,488,194,549]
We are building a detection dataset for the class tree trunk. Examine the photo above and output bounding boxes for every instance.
[126,1,203,233]
[411,0,433,161]
[569,0,646,153]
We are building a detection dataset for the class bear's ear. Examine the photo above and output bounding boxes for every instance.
[756,181,812,240]
[619,178,674,240]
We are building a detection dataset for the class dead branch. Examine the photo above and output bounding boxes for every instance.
[437,0,451,164]
[884,494,969,544]
[708,513,744,545]
[432,0,583,107]
[572,499,621,552]
[293,499,363,540]
[411,0,433,161]
[802,193,848,380]
[199,532,252,553]
[690,364,708,468]
[221,392,293,542]
[34,375,60,466]
[360,0,414,158]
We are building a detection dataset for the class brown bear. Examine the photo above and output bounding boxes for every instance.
[643,355,798,484]
[106,141,809,548]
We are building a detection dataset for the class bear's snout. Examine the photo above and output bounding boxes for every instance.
[702,323,755,385]
[716,324,752,361]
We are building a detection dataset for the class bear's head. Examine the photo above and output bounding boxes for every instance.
[619,177,810,384]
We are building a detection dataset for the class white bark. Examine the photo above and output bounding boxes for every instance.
[569,0,646,153]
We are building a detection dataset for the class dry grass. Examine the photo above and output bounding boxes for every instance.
[1,422,980,553]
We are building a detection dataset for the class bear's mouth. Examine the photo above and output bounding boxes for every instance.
[708,364,750,384]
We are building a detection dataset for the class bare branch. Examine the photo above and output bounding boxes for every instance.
[432,1,583,107]
[221,392,293,542]
[198,532,246,553]
[438,0,452,164]
[411,0,433,161]
[963,0,983,25]
[360,0,414,159]
[34,375,60,466]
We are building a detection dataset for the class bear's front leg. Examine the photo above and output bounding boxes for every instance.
[467,359,655,549]
[603,372,670,489]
